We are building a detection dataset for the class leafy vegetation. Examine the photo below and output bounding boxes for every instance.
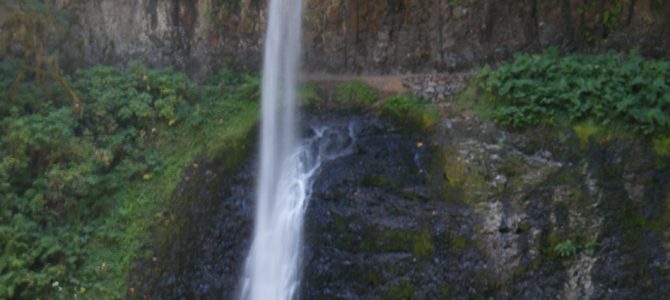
[553,240,578,258]
[0,59,259,299]
[479,50,670,136]
[380,95,439,132]
[542,233,599,261]
[1,0,81,114]
[297,82,322,108]
[335,81,378,108]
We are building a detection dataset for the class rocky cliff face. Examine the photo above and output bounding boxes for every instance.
[55,0,265,76]
[301,110,670,299]
[131,108,670,299]
[55,0,670,76]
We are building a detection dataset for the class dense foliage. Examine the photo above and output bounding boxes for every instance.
[0,59,259,298]
[479,50,670,136]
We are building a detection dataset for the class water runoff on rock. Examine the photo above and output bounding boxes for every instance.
[238,0,355,298]
[240,122,356,300]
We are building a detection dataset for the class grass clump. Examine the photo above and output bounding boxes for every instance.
[478,49,670,136]
[0,58,259,299]
[380,95,439,132]
[335,81,378,108]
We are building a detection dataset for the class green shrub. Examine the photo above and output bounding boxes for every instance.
[380,95,439,132]
[479,50,670,136]
[335,81,378,108]
[0,58,259,298]
[554,240,578,258]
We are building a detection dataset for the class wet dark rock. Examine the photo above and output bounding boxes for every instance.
[129,150,257,299]
[132,112,670,299]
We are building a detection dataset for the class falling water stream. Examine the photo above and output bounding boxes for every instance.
[238,0,355,299]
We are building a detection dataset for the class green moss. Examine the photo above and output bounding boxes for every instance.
[549,169,582,186]
[329,214,363,251]
[652,136,670,156]
[438,286,451,298]
[358,228,435,262]
[387,279,415,300]
[498,153,526,178]
[412,229,436,261]
[359,175,395,188]
[347,265,384,287]
[648,194,670,231]
[379,95,439,133]
[374,230,413,253]
[621,205,648,232]
[438,147,487,205]
[572,122,611,149]
[449,236,467,251]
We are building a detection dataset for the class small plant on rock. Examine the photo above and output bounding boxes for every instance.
[554,240,578,258]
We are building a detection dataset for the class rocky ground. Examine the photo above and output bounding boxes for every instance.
[131,105,670,299]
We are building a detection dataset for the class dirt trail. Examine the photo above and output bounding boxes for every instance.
[300,73,409,94]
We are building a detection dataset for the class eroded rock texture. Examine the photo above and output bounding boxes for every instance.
[301,111,670,299]
[132,111,670,299]
[52,0,670,76]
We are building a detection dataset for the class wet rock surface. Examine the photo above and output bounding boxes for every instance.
[132,111,670,299]
[129,149,257,299]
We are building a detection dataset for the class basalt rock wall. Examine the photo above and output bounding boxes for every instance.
[53,0,670,75]
[131,109,670,299]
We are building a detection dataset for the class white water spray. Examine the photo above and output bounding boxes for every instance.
[238,0,346,298]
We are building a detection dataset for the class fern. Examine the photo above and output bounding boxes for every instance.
[479,50,670,136]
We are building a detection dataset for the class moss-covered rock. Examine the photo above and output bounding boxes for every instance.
[387,279,415,300]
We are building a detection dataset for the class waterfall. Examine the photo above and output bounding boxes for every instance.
[238,0,305,298]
